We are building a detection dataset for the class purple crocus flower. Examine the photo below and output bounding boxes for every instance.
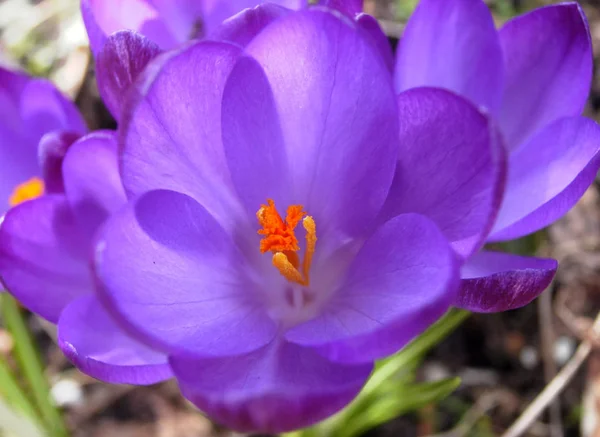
[0,66,86,211]
[394,0,600,312]
[81,0,308,54]
[91,7,503,432]
[0,130,172,384]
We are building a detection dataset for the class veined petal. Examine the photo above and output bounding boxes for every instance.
[458,251,557,312]
[498,3,592,151]
[201,0,307,35]
[96,30,161,120]
[63,131,126,239]
[0,195,91,323]
[120,40,245,233]
[81,0,182,53]
[490,116,600,241]
[227,8,399,243]
[95,190,278,357]
[58,295,172,385]
[380,87,505,259]
[170,340,371,433]
[208,3,290,48]
[318,0,363,15]
[286,213,458,363]
[394,0,503,113]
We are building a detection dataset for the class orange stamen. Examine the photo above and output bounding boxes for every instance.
[257,199,317,286]
[9,177,44,206]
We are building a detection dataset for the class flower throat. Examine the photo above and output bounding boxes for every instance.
[257,199,317,286]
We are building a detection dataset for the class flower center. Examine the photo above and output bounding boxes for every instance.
[257,199,317,286]
[9,177,44,206]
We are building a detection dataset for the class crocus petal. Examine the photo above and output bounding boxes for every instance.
[95,189,278,357]
[170,340,371,433]
[201,0,307,35]
[208,3,290,48]
[120,40,245,232]
[20,79,87,141]
[394,0,503,113]
[380,87,505,259]
[63,131,126,239]
[457,251,557,312]
[0,66,29,104]
[286,213,458,363]
[96,31,161,120]
[319,0,363,15]
[355,13,394,72]
[0,195,92,323]
[226,8,399,243]
[498,3,592,150]
[81,0,183,54]
[38,131,80,194]
[490,116,600,241]
[58,295,172,385]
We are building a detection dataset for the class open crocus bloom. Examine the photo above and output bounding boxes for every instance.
[395,0,600,312]
[0,131,171,384]
[93,7,505,432]
[0,67,86,211]
[81,0,308,54]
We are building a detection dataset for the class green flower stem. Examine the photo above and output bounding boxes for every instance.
[0,355,39,421]
[0,294,68,437]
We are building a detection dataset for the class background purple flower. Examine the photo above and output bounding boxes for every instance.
[394,0,600,312]
[0,131,171,385]
[0,66,86,212]
[91,8,479,432]
[81,0,308,54]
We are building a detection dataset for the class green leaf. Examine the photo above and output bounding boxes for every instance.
[0,295,68,437]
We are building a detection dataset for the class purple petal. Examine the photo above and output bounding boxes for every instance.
[63,131,126,239]
[58,295,172,385]
[38,131,80,194]
[81,0,185,54]
[286,213,458,363]
[95,189,278,357]
[490,116,600,241]
[0,195,92,323]
[96,31,161,120]
[356,13,394,72]
[228,8,399,242]
[380,87,506,259]
[498,3,592,151]
[120,40,245,232]
[208,3,290,48]
[170,340,371,433]
[201,0,306,35]
[319,0,363,15]
[20,79,86,141]
[394,0,503,112]
[458,251,557,312]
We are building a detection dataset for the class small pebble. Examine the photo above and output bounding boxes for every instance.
[553,336,576,366]
[50,379,83,407]
[423,361,451,381]
[519,345,539,369]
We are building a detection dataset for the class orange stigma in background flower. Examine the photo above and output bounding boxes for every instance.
[9,177,44,206]
[257,199,317,286]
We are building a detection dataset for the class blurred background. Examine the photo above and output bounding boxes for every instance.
[2,0,600,436]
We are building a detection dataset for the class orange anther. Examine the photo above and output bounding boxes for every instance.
[9,177,44,206]
[257,199,317,286]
